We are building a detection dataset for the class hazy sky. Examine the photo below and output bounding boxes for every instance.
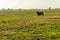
[0,0,60,9]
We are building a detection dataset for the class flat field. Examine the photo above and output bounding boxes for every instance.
[0,9,60,40]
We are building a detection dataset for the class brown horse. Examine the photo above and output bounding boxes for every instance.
[36,12,44,16]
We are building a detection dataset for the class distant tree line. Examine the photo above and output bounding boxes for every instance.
[2,8,22,10]
[1,7,60,10]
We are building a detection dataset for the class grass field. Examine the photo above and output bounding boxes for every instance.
[0,9,60,40]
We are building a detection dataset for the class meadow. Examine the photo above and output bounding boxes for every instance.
[0,9,60,40]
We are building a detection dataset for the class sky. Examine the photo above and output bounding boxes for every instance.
[0,0,60,9]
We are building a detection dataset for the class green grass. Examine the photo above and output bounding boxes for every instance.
[0,9,60,40]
